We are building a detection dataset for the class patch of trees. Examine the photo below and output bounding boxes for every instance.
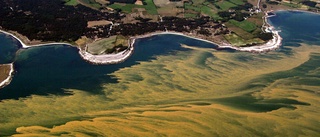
[232,12,250,21]
[109,0,136,4]
[135,16,152,22]
[262,4,267,8]
[218,11,250,22]
[207,0,218,5]
[257,32,273,41]
[300,1,317,7]
[0,0,123,42]
[105,44,128,54]
[230,3,254,11]
[198,28,212,36]
[266,0,279,5]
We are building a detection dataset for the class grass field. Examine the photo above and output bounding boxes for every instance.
[226,21,255,39]
[108,0,158,15]
[144,0,158,15]
[184,1,219,18]
[215,1,237,10]
[87,36,117,55]
[224,33,264,46]
[228,19,257,32]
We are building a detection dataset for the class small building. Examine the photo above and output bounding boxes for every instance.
[135,0,143,5]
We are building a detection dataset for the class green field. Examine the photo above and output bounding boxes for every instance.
[229,19,257,32]
[79,0,102,9]
[144,0,158,15]
[184,1,219,18]
[64,0,78,6]
[108,0,158,15]
[216,1,237,10]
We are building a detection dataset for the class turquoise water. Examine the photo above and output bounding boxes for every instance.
[0,11,320,100]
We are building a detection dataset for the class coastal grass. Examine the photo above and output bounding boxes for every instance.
[228,19,257,33]
[87,36,117,55]
[0,64,11,83]
[224,33,264,47]
[114,35,129,47]
[1,44,320,136]
[64,0,78,6]
[282,2,302,8]
[229,0,245,5]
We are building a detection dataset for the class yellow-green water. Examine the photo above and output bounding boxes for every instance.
[0,11,319,136]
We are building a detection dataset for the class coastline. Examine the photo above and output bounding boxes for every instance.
[0,63,14,89]
[0,10,282,66]
[126,11,282,53]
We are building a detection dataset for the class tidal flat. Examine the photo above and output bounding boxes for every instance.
[0,11,320,136]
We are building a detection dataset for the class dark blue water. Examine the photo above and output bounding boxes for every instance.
[0,34,218,100]
[268,11,320,46]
